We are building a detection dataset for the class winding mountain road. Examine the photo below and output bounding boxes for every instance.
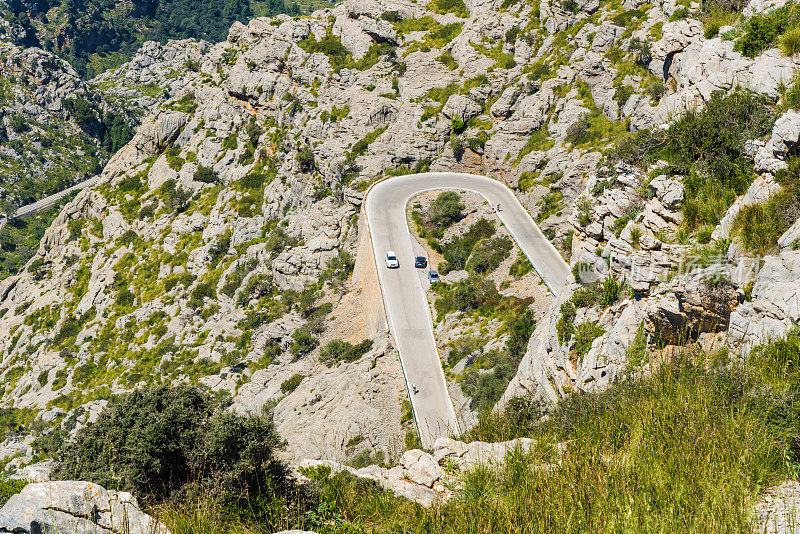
[364,172,570,447]
[0,177,99,230]
[16,177,99,219]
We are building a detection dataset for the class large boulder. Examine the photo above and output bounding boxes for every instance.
[729,251,800,354]
[0,481,170,534]
[770,109,800,158]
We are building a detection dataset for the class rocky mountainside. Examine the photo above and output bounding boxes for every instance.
[0,0,312,77]
[1,0,800,495]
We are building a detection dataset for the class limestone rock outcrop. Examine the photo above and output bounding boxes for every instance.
[0,481,169,534]
[298,436,543,507]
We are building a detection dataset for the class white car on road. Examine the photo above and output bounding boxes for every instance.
[385,250,400,269]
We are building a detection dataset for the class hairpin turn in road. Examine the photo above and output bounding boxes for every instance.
[364,172,570,447]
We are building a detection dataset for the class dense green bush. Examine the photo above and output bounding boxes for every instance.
[298,31,352,70]
[0,207,63,279]
[557,277,624,345]
[466,236,512,273]
[735,2,800,57]
[280,373,305,394]
[64,98,134,151]
[434,273,501,318]
[571,321,606,360]
[0,478,26,507]
[506,309,535,362]
[320,250,355,289]
[53,385,290,506]
[614,89,776,230]
[319,339,374,366]
[536,190,564,222]
[439,218,495,273]
[64,97,97,129]
[194,164,220,184]
[158,179,193,213]
[296,146,315,172]
[188,281,216,309]
[509,252,533,277]
[290,328,318,356]
[428,0,469,17]
[460,362,517,412]
[416,191,466,239]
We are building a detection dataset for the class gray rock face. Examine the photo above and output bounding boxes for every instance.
[92,40,208,118]
[744,0,790,16]
[755,480,800,534]
[10,461,53,483]
[770,110,800,158]
[729,251,800,354]
[644,271,742,345]
[442,94,482,124]
[0,481,169,534]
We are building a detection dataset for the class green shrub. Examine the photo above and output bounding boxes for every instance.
[460,360,517,411]
[281,373,305,394]
[347,127,387,163]
[416,191,466,239]
[571,321,606,360]
[221,259,257,297]
[164,147,185,171]
[437,50,458,69]
[52,385,290,506]
[0,479,26,507]
[299,31,352,71]
[320,250,355,289]
[170,93,198,114]
[509,252,533,277]
[735,2,800,57]
[782,73,800,110]
[319,339,374,366]
[434,273,501,318]
[557,300,577,345]
[439,218,496,273]
[613,89,776,230]
[188,281,216,309]
[296,146,315,172]
[290,328,318,356]
[466,236,513,273]
[193,165,219,184]
[348,449,387,468]
[781,25,800,56]
[236,273,273,306]
[536,190,564,222]
[506,309,535,362]
[64,98,97,129]
[354,42,397,70]
[428,0,469,17]
[158,179,193,213]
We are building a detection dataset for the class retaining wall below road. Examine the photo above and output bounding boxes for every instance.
[353,210,388,336]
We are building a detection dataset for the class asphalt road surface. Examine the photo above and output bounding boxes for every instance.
[0,176,100,230]
[364,172,570,447]
[15,176,99,219]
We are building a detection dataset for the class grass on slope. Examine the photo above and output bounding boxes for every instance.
[151,331,800,533]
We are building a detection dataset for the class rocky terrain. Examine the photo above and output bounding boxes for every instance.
[1,0,800,528]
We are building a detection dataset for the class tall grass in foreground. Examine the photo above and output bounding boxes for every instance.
[157,344,800,533]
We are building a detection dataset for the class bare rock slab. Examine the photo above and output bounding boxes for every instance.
[0,481,170,534]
